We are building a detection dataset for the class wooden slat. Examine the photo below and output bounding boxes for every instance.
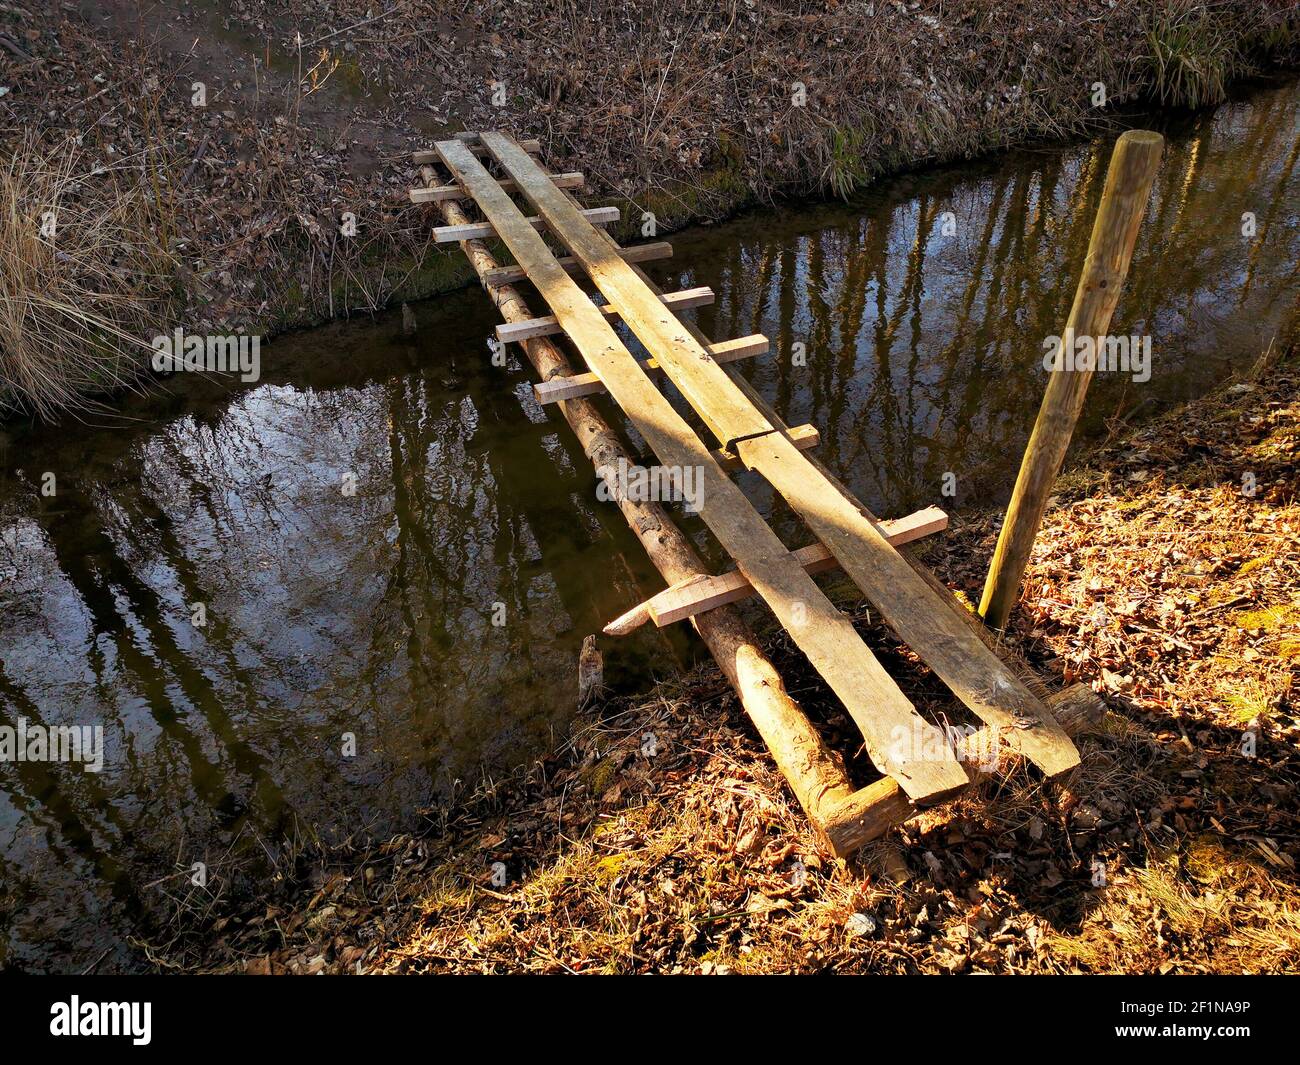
[735,430,1081,776]
[412,172,584,203]
[533,333,766,404]
[604,505,945,635]
[413,137,541,164]
[498,286,713,344]
[480,132,772,451]
[436,135,969,803]
[434,205,619,243]
[484,241,672,286]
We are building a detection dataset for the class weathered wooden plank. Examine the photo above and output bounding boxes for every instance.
[604,506,947,635]
[436,136,969,803]
[424,168,861,856]
[498,286,713,345]
[483,132,1080,780]
[734,430,1082,777]
[412,171,584,203]
[823,684,1104,855]
[434,205,618,243]
[481,132,773,450]
[484,241,673,287]
[533,333,767,404]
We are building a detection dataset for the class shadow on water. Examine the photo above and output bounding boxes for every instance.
[0,76,1296,971]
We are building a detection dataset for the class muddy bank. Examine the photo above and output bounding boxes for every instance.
[1,0,1296,415]
[150,335,1300,975]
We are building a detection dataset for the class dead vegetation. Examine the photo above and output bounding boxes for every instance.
[149,340,1299,975]
[1,1,1295,416]
[0,135,176,419]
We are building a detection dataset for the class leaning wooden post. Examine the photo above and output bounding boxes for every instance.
[979,130,1163,630]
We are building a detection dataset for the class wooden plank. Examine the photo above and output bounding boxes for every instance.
[824,684,1104,855]
[483,131,1079,779]
[604,506,946,635]
[434,205,618,243]
[412,172,583,203]
[413,137,541,164]
[533,333,767,404]
[481,132,773,451]
[498,286,714,345]
[734,430,1081,777]
[425,170,862,856]
[484,240,672,287]
[436,136,969,803]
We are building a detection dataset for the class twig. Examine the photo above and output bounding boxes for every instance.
[302,4,402,48]
[180,133,211,186]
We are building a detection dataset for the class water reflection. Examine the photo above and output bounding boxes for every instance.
[666,77,1299,522]
[1,77,1296,971]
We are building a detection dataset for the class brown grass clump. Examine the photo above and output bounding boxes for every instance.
[0,136,176,419]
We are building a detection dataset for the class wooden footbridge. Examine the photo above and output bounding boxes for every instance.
[411,130,1162,855]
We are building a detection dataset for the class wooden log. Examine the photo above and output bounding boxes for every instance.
[420,164,861,849]
[821,684,1106,856]
[485,241,672,287]
[979,130,1163,629]
[433,205,619,243]
[498,286,714,345]
[412,171,584,203]
[443,135,970,802]
[534,333,767,404]
[603,506,947,635]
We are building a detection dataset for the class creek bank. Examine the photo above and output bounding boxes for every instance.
[1,1,1296,416]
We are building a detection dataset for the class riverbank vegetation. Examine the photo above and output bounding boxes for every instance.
[0,136,176,419]
[1,1,1296,417]
[147,332,1299,975]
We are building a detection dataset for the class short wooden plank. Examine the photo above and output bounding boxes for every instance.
[413,137,541,164]
[734,430,1082,777]
[533,333,766,404]
[434,205,618,243]
[412,172,583,203]
[604,506,946,635]
[436,135,969,803]
[485,241,672,287]
[481,132,773,450]
[498,286,713,345]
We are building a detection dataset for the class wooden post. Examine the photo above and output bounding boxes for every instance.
[979,130,1163,630]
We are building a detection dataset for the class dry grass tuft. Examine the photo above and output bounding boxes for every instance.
[0,136,177,420]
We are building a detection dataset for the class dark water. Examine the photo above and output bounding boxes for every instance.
[1,77,1296,972]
